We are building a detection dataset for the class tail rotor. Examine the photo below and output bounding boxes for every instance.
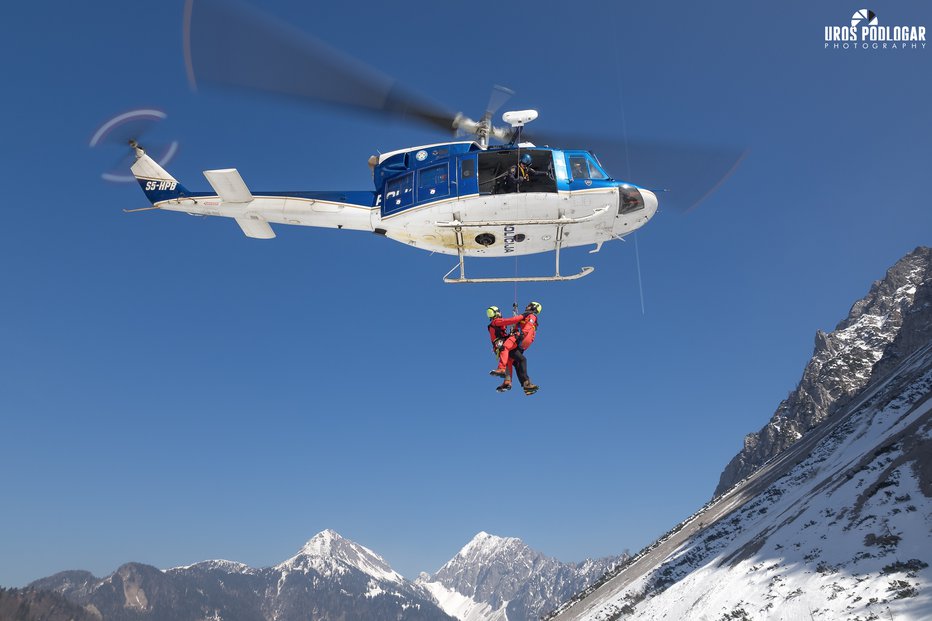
[90,108,180,183]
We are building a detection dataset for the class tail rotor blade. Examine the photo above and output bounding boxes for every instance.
[90,109,167,148]
[90,109,178,183]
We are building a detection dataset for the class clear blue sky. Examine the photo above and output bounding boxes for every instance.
[1,0,930,587]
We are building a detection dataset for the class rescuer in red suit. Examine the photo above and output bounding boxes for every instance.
[489,302,541,395]
[487,306,518,392]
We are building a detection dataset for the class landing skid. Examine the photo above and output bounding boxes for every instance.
[437,207,606,284]
[443,265,594,284]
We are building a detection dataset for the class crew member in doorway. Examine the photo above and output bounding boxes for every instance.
[507,152,547,192]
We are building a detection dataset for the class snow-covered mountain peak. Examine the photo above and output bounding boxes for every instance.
[276,529,404,585]
[454,532,523,561]
[423,532,625,621]
[296,528,342,556]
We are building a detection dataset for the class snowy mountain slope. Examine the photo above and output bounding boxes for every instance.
[716,247,932,495]
[550,342,932,621]
[420,580,501,621]
[419,532,624,621]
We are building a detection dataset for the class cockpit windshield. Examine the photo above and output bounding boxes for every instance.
[568,153,610,180]
[587,154,609,179]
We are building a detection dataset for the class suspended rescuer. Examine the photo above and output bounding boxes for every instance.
[487,306,519,392]
[488,302,541,395]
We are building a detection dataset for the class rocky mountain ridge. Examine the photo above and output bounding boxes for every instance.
[715,246,932,496]
[31,531,453,621]
[418,531,624,621]
[29,530,622,621]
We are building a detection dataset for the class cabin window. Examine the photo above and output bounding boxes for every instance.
[568,155,589,180]
[460,158,475,178]
[418,163,449,202]
[477,150,556,195]
[384,172,414,214]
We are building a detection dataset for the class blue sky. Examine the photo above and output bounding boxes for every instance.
[1,0,930,586]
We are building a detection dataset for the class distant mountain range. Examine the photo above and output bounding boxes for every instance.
[28,529,624,621]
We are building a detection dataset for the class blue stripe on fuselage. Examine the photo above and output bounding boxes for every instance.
[141,184,377,209]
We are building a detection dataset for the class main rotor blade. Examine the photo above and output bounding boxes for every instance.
[183,0,457,134]
[526,131,746,212]
[485,85,515,118]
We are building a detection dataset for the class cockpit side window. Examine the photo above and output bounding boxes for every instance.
[568,153,610,181]
[568,155,589,180]
[586,154,609,180]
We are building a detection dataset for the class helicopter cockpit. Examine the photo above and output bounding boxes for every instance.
[566,153,610,181]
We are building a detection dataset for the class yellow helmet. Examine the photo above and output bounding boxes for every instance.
[486,306,501,319]
[525,301,542,314]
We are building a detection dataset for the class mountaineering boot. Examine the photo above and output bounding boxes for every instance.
[496,379,512,392]
[489,367,507,377]
[523,380,539,395]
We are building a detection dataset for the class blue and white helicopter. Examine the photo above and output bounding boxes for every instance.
[110,0,740,284]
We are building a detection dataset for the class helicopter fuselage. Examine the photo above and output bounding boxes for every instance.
[134,140,657,259]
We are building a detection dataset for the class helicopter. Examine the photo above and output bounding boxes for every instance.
[110,0,741,284]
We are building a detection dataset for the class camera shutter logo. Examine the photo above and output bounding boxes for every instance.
[851,9,878,28]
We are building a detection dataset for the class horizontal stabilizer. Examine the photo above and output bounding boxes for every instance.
[204,168,253,203]
[235,216,275,239]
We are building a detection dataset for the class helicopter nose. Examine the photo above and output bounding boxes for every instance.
[618,186,658,217]
[615,186,658,237]
[640,188,658,217]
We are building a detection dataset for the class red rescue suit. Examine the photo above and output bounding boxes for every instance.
[489,315,523,377]
[496,312,538,372]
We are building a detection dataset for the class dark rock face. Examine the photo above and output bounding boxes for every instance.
[35,562,266,621]
[0,586,100,621]
[715,247,932,497]
[420,532,624,620]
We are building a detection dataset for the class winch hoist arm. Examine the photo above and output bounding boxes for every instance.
[436,206,608,284]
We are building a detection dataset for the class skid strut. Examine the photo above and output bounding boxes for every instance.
[437,206,608,284]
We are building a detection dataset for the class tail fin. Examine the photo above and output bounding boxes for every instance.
[130,147,192,203]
